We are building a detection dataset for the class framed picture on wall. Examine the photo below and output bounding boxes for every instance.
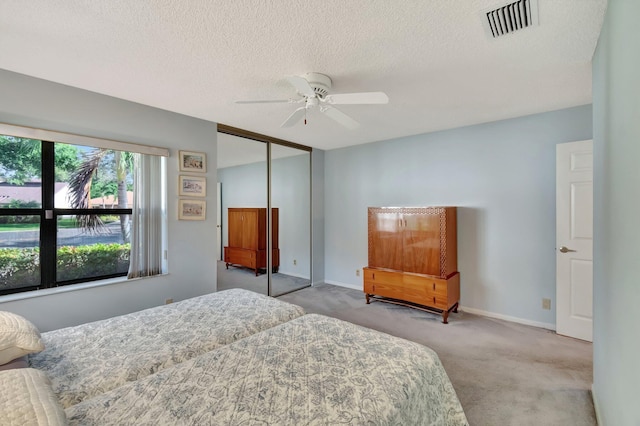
[178,175,206,197]
[178,199,206,220]
[179,150,206,173]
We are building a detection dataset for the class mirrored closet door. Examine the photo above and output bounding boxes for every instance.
[216,133,268,295]
[270,143,311,296]
[216,126,311,297]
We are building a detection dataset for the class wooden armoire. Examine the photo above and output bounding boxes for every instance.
[224,208,279,276]
[363,206,460,323]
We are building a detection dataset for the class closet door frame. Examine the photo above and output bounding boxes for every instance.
[218,124,312,296]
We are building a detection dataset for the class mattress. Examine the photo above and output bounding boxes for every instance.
[66,314,468,425]
[29,288,305,408]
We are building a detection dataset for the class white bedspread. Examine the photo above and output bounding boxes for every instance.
[29,289,305,408]
[66,314,468,425]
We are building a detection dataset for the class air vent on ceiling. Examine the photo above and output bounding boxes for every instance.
[483,0,539,38]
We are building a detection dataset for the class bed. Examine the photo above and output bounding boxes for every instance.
[65,314,468,425]
[28,288,305,408]
[2,289,468,425]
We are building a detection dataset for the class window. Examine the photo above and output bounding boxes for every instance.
[0,128,167,296]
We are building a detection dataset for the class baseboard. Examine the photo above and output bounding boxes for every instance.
[324,280,362,291]
[459,306,556,331]
[276,270,310,280]
[324,282,556,331]
[591,384,603,426]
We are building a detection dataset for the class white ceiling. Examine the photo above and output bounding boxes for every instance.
[0,1,606,151]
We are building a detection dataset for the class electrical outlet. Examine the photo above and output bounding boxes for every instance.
[356,269,360,277]
[542,298,551,310]
[165,298,173,305]
[293,259,297,266]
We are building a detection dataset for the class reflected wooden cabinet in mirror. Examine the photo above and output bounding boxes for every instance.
[224,208,279,276]
[363,206,460,324]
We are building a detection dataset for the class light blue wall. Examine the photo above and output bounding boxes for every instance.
[311,149,325,284]
[0,66,598,340]
[218,153,311,278]
[0,70,218,331]
[592,1,640,424]
[272,153,311,278]
[218,161,268,235]
[324,105,592,326]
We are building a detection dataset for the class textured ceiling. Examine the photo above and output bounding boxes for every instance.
[0,1,606,151]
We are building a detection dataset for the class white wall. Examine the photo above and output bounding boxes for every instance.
[592,1,640,424]
[324,105,592,327]
[0,70,218,331]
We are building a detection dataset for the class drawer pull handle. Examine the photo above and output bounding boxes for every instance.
[432,282,435,291]
[372,273,375,280]
[433,296,436,304]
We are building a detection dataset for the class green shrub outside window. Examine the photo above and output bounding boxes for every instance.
[0,243,130,291]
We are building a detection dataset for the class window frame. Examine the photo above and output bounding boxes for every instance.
[0,140,133,295]
[0,123,168,297]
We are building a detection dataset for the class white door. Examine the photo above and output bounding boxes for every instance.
[556,140,593,342]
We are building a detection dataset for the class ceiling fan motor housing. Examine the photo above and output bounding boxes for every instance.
[303,72,332,98]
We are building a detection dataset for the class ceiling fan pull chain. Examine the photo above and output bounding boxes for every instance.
[304,108,307,125]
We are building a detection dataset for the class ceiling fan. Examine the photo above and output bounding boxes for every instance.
[234,72,389,129]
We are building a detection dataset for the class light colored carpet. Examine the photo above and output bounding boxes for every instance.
[216,260,310,296]
[279,283,595,426]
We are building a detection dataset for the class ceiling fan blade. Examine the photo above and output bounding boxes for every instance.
[323,92,389,105]
[286,75,316,97]
[234,99,291,104]
[280,107,307,128]
[321,106,360,130]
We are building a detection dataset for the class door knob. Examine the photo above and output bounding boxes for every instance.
[559,246,576,253]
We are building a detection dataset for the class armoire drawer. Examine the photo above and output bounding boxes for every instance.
[429,294,449,310]
[403,274,449,296]
[364,269,459,311]
[363,268,403,286]
[224,247,256,269]
[364,280,404,300]
[363,268,403,300]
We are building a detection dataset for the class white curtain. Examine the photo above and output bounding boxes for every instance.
[128,154,164,278]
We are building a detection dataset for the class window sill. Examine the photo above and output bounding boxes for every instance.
[0,274,168,304]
